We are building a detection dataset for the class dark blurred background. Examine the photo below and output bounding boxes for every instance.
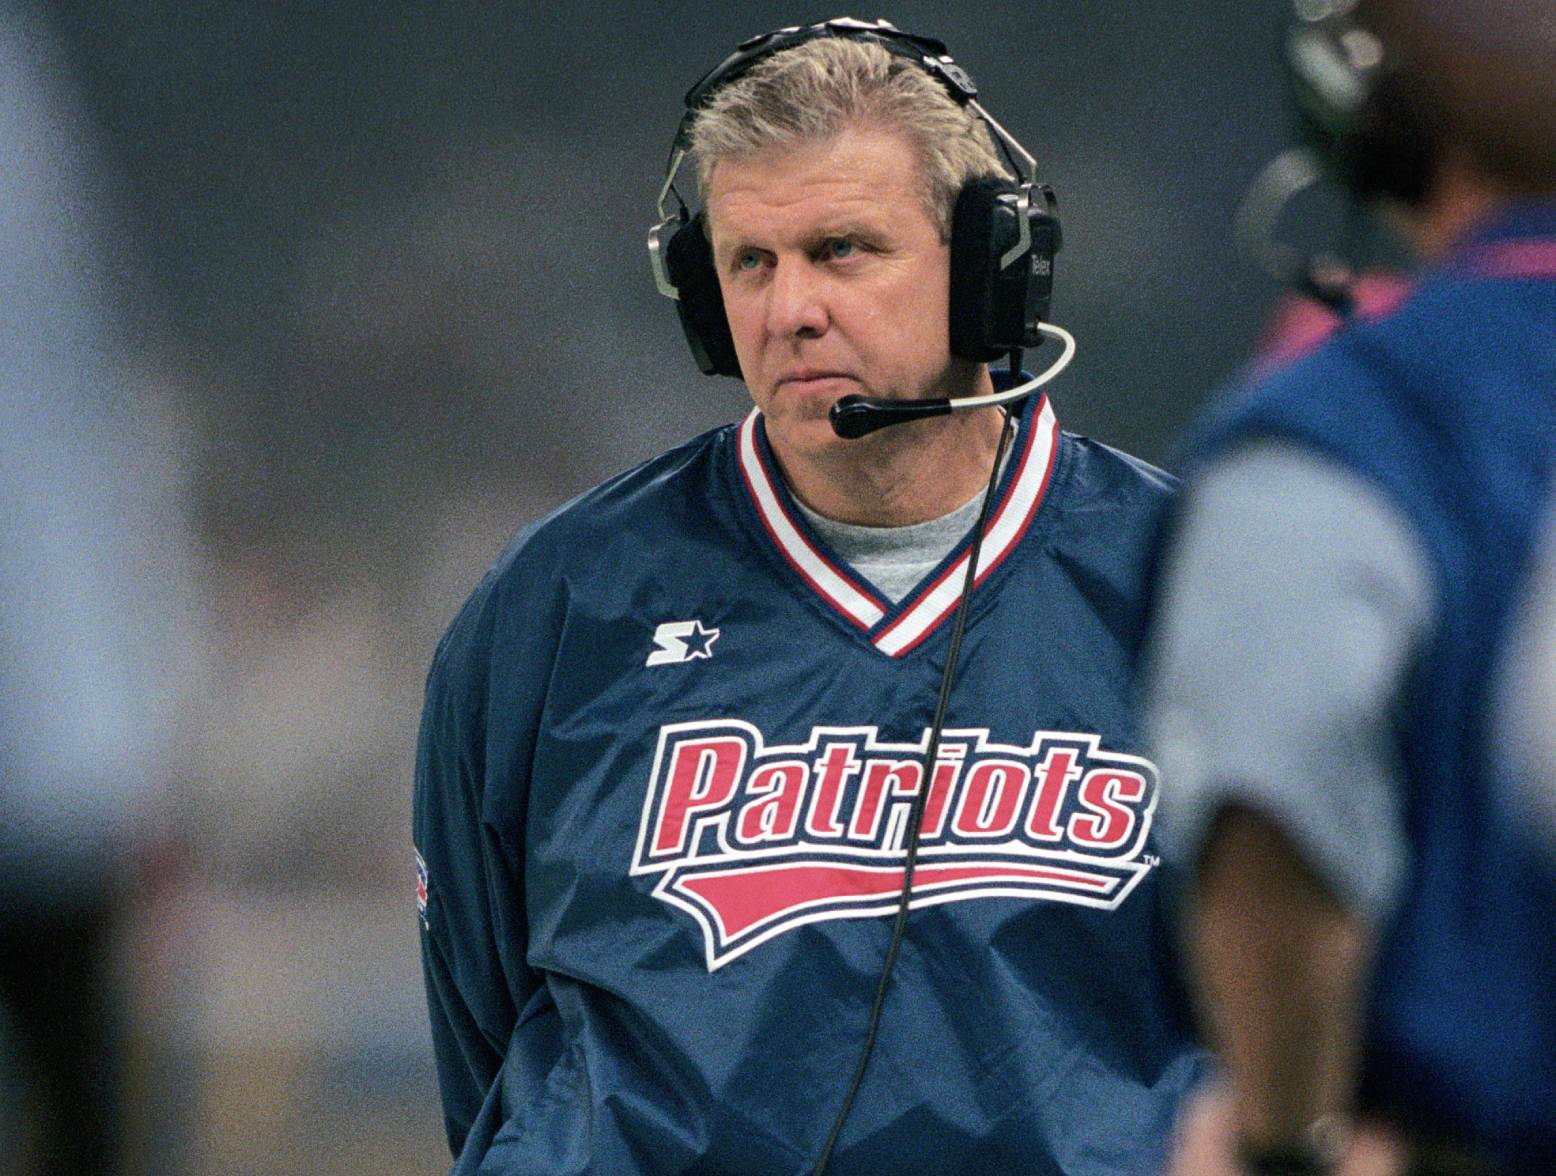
[4,1,1321,1171]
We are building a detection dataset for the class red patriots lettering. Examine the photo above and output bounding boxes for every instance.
[953,758,1031,838]
[650,735,747,857]
[1069,769,1148,851]
[632,721,1161,970]
[848,759,920,840]
[1025,746,1080,841]
[919,751,964,839]
[804,743,861,838]
[734,760,808,844]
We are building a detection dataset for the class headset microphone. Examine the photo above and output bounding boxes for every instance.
[829,322,1078,439]
[829,397,949,440]
[1235,145,1358,314]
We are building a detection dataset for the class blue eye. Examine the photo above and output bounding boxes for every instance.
[737,251,762,271]
[827,239,856,259]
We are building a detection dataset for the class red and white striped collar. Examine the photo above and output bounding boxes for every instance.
[736,396,1061,658]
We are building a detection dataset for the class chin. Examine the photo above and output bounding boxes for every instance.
[760,409,848,461]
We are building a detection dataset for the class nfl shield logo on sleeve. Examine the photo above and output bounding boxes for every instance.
[415,848,429,927]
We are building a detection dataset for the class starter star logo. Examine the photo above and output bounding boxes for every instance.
[631,720,1160,970]
[646,619,721,666]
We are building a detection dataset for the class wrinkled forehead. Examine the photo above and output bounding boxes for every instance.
[701,123,937,229]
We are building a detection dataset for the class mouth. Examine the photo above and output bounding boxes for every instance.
[775,371,856,395]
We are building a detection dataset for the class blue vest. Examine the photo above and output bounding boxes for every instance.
[1177,201,1556,1166]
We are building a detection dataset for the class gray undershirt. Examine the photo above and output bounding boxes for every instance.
[797,491,985,603]
[794,430,1015,604]
[1143,439,1438,923]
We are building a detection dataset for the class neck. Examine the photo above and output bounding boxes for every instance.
[1397,148,1513,261]
[772,370,1008,526]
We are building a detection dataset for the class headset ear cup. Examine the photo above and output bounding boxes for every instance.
[664,211,743,378]
[1283,12,1436,207]
[949,178,1046,361]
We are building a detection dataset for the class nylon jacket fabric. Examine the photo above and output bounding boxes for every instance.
[416,392,1207,1174]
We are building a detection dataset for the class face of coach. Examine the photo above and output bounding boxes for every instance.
[691,40,1012,528]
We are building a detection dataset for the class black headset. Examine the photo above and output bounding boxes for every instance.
[1238,0,1441,310]
[1282,0,1438,206]
[646,17,1061,381]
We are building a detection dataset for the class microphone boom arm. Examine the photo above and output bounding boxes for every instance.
[829,322,1076,438]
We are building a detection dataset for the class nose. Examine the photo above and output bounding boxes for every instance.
[764,257,828,341]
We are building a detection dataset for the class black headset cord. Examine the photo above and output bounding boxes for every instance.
[811,406,1019,1176]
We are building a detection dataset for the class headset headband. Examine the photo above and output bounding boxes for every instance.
[672,18,978,152]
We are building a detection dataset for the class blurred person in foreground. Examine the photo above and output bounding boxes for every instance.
[0,6,199,1173]
[1496,497,1556,870]
[1141,1,1556,1173]
[414,18,1207,1174]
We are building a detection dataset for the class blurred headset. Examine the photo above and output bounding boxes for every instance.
[645,16,1065,435]
[1239,0,1434,309]
[1283,0,1437,205]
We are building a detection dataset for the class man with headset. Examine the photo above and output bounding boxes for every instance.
[1141,1,1556,1173]
[415,17,1205,1175]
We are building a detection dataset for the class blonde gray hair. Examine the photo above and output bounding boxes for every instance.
[689,37,1008,239]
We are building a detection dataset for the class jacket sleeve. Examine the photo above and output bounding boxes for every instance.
[412,565,545,1158]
